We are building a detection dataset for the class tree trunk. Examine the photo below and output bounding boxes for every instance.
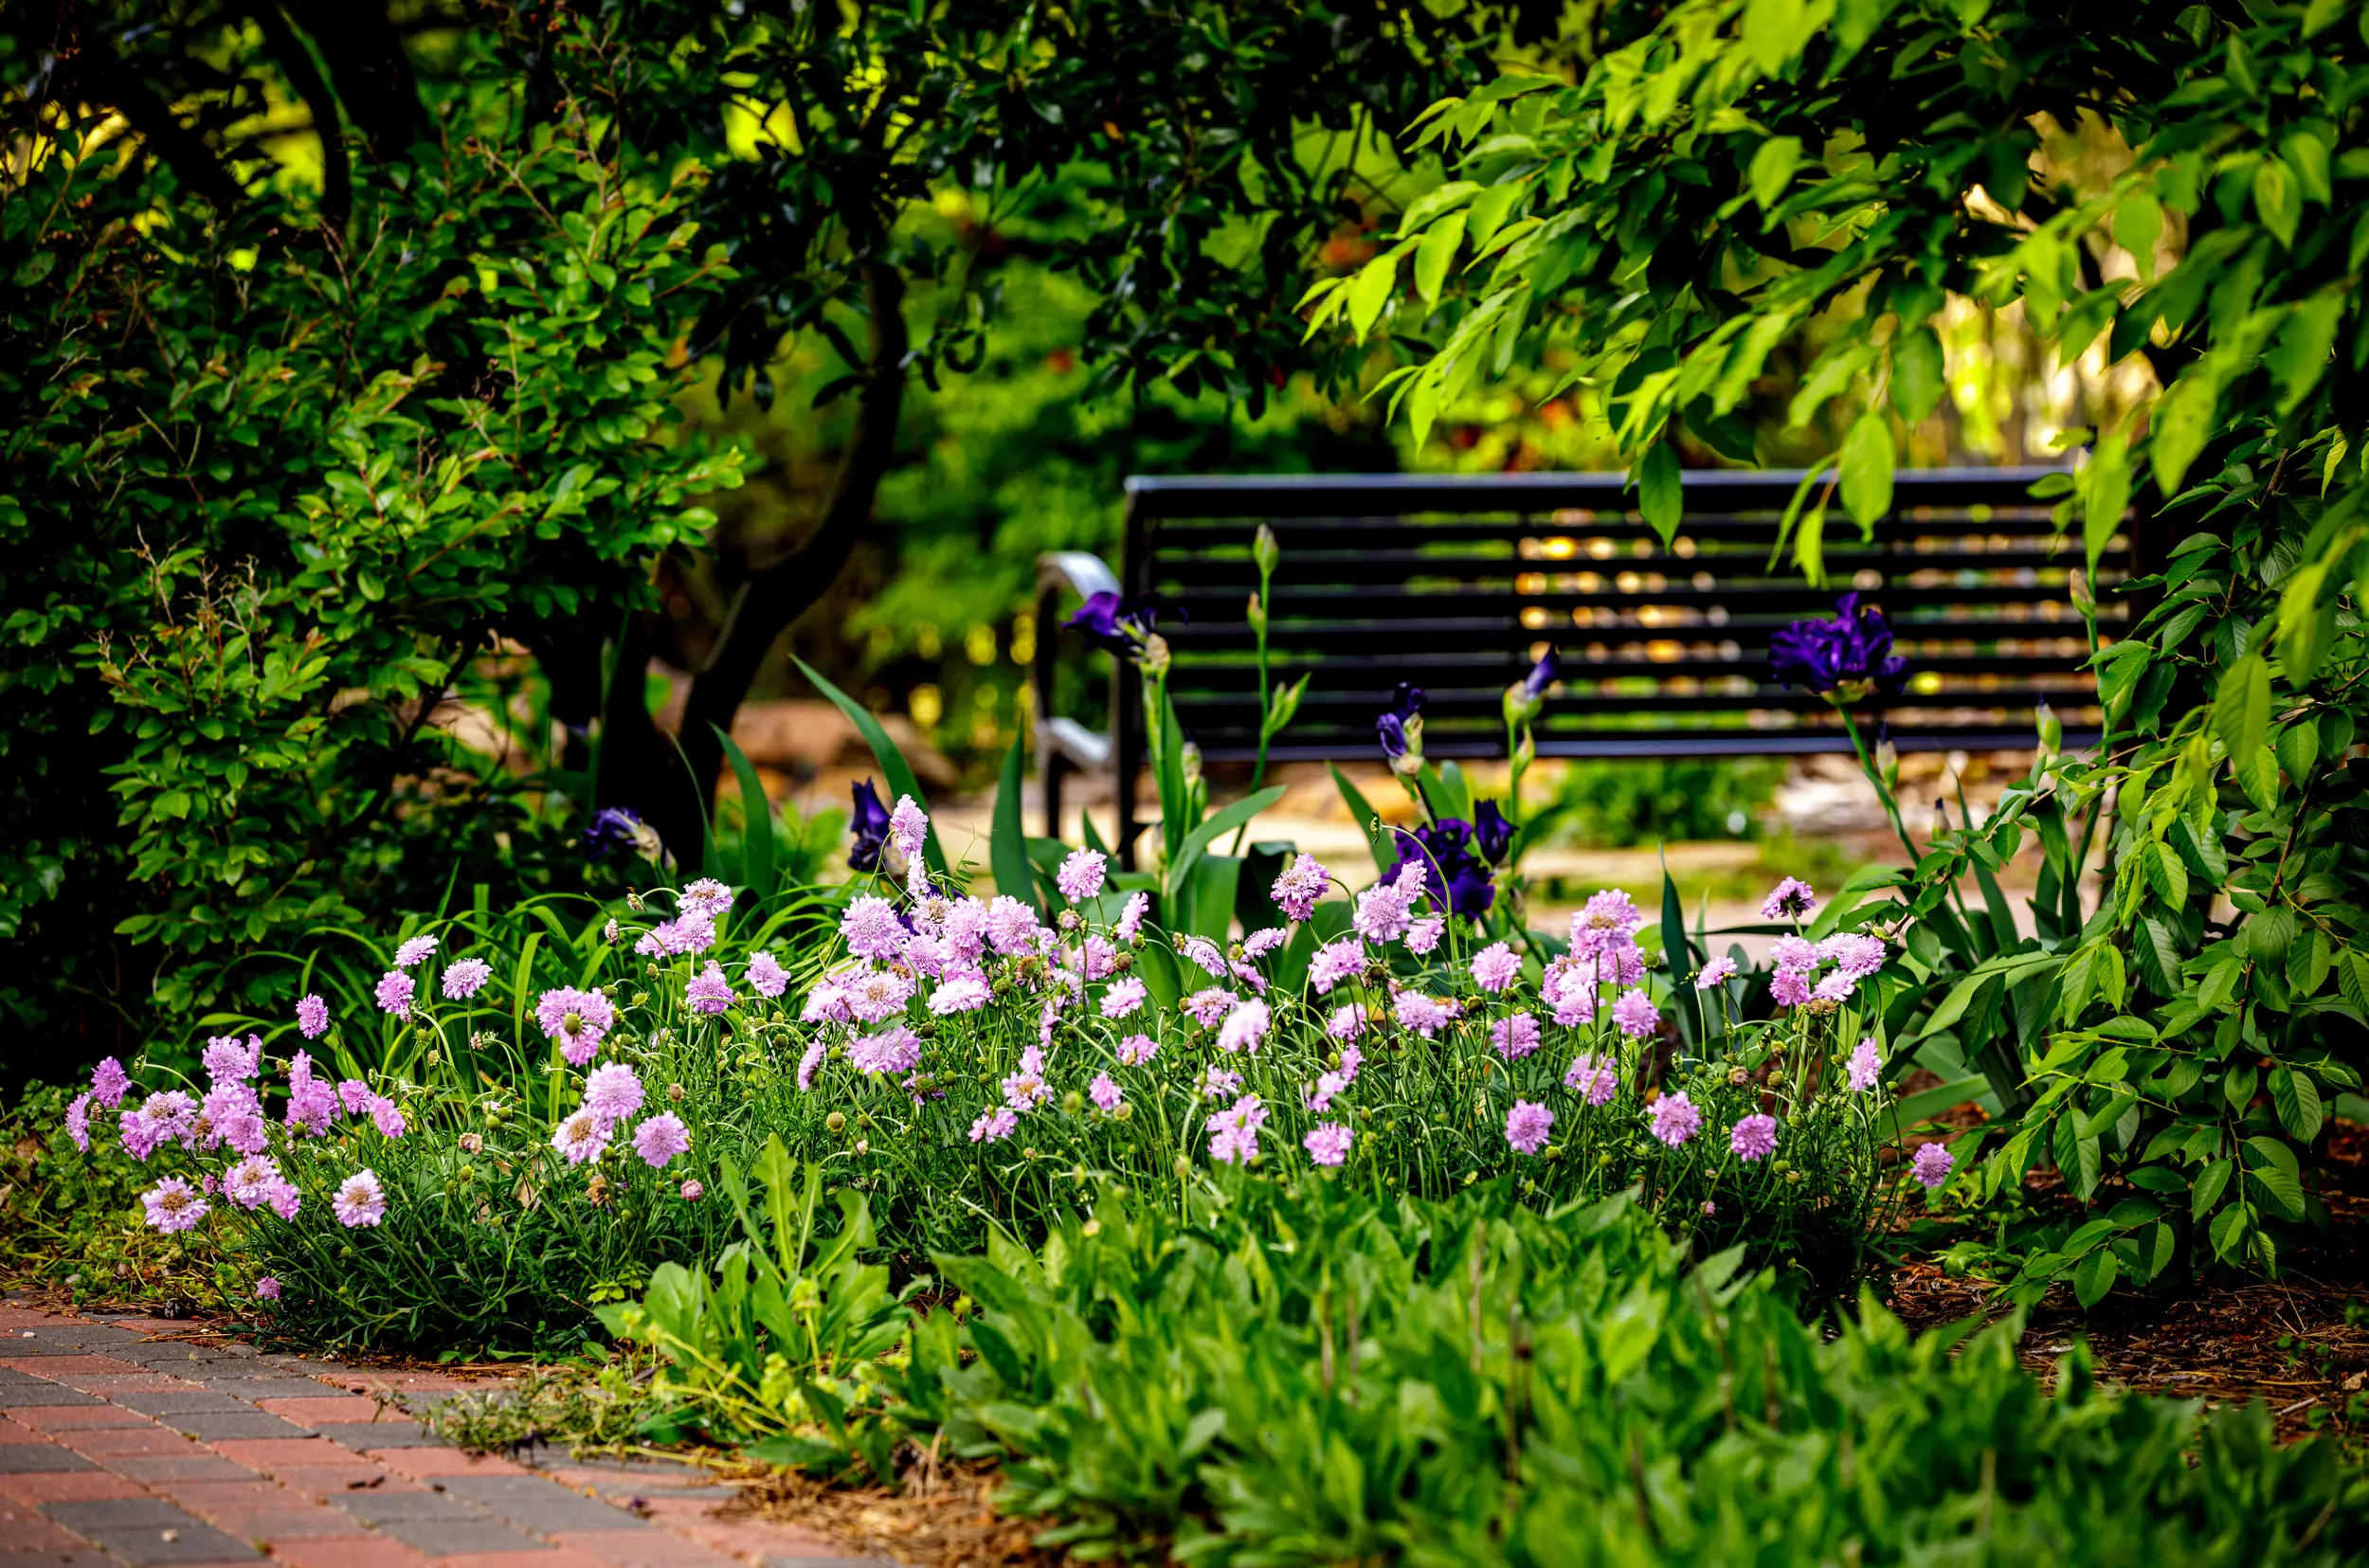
[596,261,912,870]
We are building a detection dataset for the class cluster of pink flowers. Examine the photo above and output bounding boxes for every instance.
[552,1062,690,1171]
[1765,928,1888,1007]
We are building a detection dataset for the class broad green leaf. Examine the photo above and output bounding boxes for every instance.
[1637,440,1683,546]
[1741,0,1810,76]
[2270,1066,2324,1144]
[2149,367,2221,496]
[714,724,774,897]
[2267,293,2343,414]
[2071,1245,2119,1308]
[1347,252,1400,340]
[1330,764,1392,874]
[2112,192,2162,280]
[1748,135,1802,212]
[2191,1157,2233,1220]
[2211,653,2270,765]
[2143,839,2188,908]
[1413,212,1468,307]
[1395,180,1481,237]
[991,738,1037,913]
[2252,156,2299,248]
[1838,413,1894,531]
[2208,1200,2251,1260]
[796,658,947,879]
[2078,431,2131,583]
[1890,326,1944,424]
[1166,784,1288,903]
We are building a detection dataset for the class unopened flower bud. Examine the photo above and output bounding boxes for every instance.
[2069,568,2095,617]
[1246,590,1268,637]
[668,1082,685,1101]
[1253,522,1280,579]
[2035,697,2063,755]
[1876,735,1899,791]
[1180,740,1203,787]
[1139,633,1172,676]
[1062,1090,1083,1115]
[825,1111,846,1134]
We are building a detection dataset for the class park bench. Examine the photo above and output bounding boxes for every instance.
[1032,467,2126,866]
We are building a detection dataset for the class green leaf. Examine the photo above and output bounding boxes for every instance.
[2078,431,2131,584]
[1347,251,1400,340]
[2208,1200,2251,1260]
[713,725,773,897]
[1636,441,1683,546]
[1660,867,1701,1047]
[2071,1245,2119,1308]
[793,656,947,880]
[2253,156,2300,248]
[2113,193,2163,281]
[1329,764,1391,874]
[1838,413,1894,532]
[991,738,1037,914]
[2270,1067,2324,1144]
[2211,654,2270,766]
[2143,839,2189,908]
[1890,326,1944,424]
[2191,1157,2233,1220]
[1395,180,1481,237]
[1748,135,1802,212]
[1166,785,1288,905]
[2267,293,2344,415]
[1413,212,1467,307]
[1741,0,1810,76]
[2149,367,2222,496]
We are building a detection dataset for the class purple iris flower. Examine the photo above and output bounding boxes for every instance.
[584,807,645,861]
[1384,819,1496,918]
[1472,800,1514,865]
[1769,592,1909,697]
[1064,591,1166,657]
[847,779,892,872]
[1376,682,1425,762]
[1521,650,1558,702]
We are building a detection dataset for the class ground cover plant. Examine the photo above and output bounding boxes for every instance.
[592,1165,2369,1566]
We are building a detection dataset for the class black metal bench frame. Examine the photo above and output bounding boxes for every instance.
[1034,467,2116,867]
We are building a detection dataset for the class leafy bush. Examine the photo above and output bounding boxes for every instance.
[607,1175,2369,1565]
[1538,756,1783,847]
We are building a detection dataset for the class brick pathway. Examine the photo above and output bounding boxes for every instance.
[0,1298,889,1568]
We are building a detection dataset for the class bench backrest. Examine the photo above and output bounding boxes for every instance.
[1120,467,2123,774]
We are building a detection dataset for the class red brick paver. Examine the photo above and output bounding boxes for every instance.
[0,1294,895,1567]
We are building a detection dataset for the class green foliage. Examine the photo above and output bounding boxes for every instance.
[1539,757,1782,848]
[614,1179,2369,1564]
[0,99,742,1044]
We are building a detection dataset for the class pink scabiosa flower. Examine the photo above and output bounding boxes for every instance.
[1100,977,1148,1020]
[1216,999,1272,1054]
[393,934,438,969]
[985,895,1040,955]
[1820,931,1887,981]
[969,1107,1018,1144]
[1471,942,1520,993]
[1241,926,1289,961]
[225,1155,282,1210]
[1201,1065,1244,1099]
[1352,878,1415,944]
[1813,969,1859,1002]
[1205,1094,1267,1164]
[851,1025,923,1076]
[64,1093,92,1152]
[846,967,915,1023]
[841,896,907,963]
[296,995,330,1039]
[1912,1142,1956,1191]
[679,877,734,919]
[1326,1003,1365,1040]
[374,970,415,1016]
[332,1169,387,1228]
[679,1179,705,1200]
[1394,991,1455,1037]
[1176,935,1226,981]
[1116,1033,1158,1066]
[1769,935,1817,973]
[1848,1036,1883,1092]
[796,1037,827,1092]
[1611,988,1660,1039]
[1694,956,1738,991]
[265,1179,301,1220]
[1182,987,1237,1028]
[1769,970,1813,1007]
[1543,961,1598,1028]
[285,1054,336,1136]
[1564,1054,1619,1107]
[1002,1055,1050,1113]
[748,951,789,999]
[1056,847,1108,903]
[930,972,993,1015]
[1309,939,1365,994]
[1075,935,1120,981]
[255,1276,282,1302]
[584,1063,646,1127]
[442,959,492,1000]
[337,1080,373,1116]
[1647,1090,1702,1149]
[1405,917,1445,956]
[685,962,734,1016]
[887,796,930,862]
[1729,1113,1779,1162]
[535,987,616,1066]
[142,1178,208,1234]
[551,1109,609,1166]
[1490,1012,1541,1060]
[1505,1100,1553,1155]
[1762,876,1817,921]
[633,1113,692,1169]
[202,1036,261,1084]
[91,1057,131,1108]
[1089,1072,1123,1113]
[1304,1123,1353,1167]
[1570,888,1645,950]
[1304,1071,1347,1112]
[1272,853,1329,922]
[1114,892,1149,945]
[368,1096,407,1141]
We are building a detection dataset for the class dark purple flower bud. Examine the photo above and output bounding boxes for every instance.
[1522,650,1559,702]
[1768,592,1910,699]
[1063,592,1168,660]
[1377,682,1426,766]
[847,779,892,872]
[1473,800,1514,865]
[585,807,648,862]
